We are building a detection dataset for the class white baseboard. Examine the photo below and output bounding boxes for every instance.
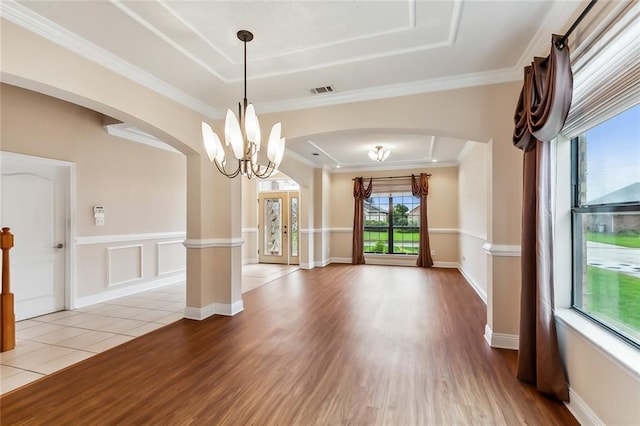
[74,273,185,308]
[433,261,459,268]
[326,259,461,268]
[214,300,244,316]
[184,304,216,321]
[314,258,331,268]
[242,258,258,265]
[458,266,487,304]
[300,262,315,270]
[484,324,519,350]
[565,386,604,426]
[184,300,244,320]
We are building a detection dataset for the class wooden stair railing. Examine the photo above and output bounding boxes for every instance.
[1,227,15,352]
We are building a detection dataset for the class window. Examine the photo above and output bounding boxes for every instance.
[364,193,420,255]
[572,103,640,347]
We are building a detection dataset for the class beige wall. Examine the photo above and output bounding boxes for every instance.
[1,84,186,302]
[458,142,489,300]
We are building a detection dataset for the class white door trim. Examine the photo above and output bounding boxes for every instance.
[0,151,77,311]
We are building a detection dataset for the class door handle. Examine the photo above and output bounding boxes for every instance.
[55,243,64,249]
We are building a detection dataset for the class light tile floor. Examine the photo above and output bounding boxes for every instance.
[0,263,298,395]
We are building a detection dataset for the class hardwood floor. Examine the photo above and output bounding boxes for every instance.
[0,265,577,425]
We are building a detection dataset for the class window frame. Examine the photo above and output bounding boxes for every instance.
[570,135,640,349]
[363,193,419,256]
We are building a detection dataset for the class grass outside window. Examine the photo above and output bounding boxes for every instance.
[584,266,640,341]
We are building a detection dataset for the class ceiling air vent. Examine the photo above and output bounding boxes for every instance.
[310,85,335,95]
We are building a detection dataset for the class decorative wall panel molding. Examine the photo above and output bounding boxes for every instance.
[107,244,143,287]
[157,240,186,276]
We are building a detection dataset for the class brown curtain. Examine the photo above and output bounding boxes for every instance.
[411,173,434,268]
[512,34,572,401]
[352,177,372,264]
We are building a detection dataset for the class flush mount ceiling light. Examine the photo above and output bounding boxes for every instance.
[368,145,391,162]
[201,30,285,179]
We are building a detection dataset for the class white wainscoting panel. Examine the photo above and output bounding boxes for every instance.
[157,240,186,276]
[107,244,143,287]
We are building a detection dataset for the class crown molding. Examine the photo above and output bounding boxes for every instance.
[256,67,522,114]
[0,0,222,119]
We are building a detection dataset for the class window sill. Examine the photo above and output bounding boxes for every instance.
[555,308,640,380]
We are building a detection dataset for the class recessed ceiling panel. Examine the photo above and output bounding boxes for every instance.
[288,129,470,170]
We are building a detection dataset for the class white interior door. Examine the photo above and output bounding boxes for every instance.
[1,155,67,321]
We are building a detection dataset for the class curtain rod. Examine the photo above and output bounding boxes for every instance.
[555,0,598,49]
[352,174,431,181]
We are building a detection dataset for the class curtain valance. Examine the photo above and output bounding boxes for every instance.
[513,34,573,150]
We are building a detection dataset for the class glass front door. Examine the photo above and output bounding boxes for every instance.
[258,191,299,265]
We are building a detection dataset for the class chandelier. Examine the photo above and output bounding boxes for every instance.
[368,145,390,162]
[201,30,285,179]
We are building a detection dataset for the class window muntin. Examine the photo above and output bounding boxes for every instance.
[572,103,640,347]
[364,193,420,255]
